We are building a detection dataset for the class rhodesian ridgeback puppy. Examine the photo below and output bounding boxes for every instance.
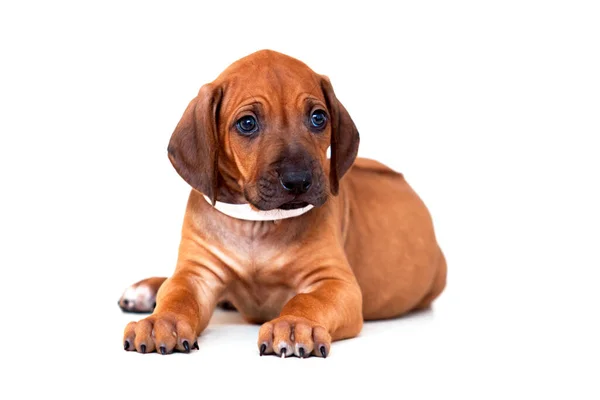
[120,50,446,358]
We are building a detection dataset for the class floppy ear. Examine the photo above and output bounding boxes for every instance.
[321,76,360,195]
[167,84,223,204]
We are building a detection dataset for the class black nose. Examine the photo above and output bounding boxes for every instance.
[280,170,312,194]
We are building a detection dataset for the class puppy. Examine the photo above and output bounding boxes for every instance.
[120,50,446,357]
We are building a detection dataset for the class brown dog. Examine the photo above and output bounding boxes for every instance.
[120,50,446,357]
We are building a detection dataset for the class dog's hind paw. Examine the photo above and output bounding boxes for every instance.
[118,277,166,313]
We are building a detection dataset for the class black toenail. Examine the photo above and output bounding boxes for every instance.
[259,343,266,356]
[280,348,287,357]
[160,346,166,355]
[319,345,327,358]
[193,341,199,350]
[140,344,146,353]
[299,348,305,358]
[123,299,129,306]
[183,341,190,353]
[124,341,129,350]
[153,302,156,309]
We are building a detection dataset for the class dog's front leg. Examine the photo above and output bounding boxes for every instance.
[122,252,227,354]
[258,266,363,358]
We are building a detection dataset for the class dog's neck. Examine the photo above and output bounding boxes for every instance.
[202,195,314,221]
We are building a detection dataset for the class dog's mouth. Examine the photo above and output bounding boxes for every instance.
[244,182,328,212]
[245,193,313,211]
[278,201,310,210]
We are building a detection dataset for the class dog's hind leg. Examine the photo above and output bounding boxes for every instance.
[118,277,237,313]
[118,277,166,313]
[414,250,447,310]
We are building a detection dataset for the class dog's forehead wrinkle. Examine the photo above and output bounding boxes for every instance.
[219,63,318,101]
[220,78,322,129]
[300,94,327,109]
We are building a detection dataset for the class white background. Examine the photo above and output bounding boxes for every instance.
[1,1,599,399]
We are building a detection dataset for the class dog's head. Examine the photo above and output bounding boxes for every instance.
[167,50,359,211]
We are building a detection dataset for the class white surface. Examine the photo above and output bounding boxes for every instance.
[1,1,599,399]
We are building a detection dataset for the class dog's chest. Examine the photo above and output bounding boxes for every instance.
[225,278,296,323]
[206,217,301,266]
[219,248,299,322]
[208,220,303,321]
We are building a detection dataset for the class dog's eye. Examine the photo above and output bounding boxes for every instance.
[310,110,327,129]
[236,116,258,135]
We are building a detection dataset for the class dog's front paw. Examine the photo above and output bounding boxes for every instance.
[123,313,198,354]
[257,316,331,358]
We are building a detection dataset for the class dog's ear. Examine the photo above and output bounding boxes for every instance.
[321,76,360,195]
[167,84,223,204]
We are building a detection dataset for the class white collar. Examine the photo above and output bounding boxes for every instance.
[203,195,314,221]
